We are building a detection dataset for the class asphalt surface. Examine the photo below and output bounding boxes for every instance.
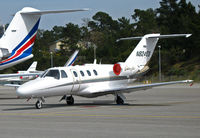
[0,84,199,138]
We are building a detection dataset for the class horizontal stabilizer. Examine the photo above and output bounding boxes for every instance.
[116,34,192,42]
[149,34,192,38]
[21,8,89,15]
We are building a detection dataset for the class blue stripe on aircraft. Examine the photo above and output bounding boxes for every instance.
[0,47,33,66]
[68,54,78,66]
[12,18,40,54]
[0,18,40,66]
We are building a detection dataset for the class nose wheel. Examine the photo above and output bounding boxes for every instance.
[35,100,42,109]
[66,96,74,105]
[35,97,45,109]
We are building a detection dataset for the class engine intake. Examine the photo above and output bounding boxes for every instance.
[113,63,121,75]
[113,62,139,76]
[0,48,10,61]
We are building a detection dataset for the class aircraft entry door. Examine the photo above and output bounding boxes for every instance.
[70,69,80,92]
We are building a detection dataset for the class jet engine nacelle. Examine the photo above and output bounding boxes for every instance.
[0,48,10,61]
[113,62,138,76]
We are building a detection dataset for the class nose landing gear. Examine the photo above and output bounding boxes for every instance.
[35,100,42,109]
[35,97,45,109]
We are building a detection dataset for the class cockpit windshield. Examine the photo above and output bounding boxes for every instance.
[41,69,60,79]
[40,70,48,78]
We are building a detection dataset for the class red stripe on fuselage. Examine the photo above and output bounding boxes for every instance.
[0,35,36,64]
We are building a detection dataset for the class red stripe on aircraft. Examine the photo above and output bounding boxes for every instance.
[0,35,36,64]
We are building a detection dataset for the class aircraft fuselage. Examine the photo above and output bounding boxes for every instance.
[17,64,136,98]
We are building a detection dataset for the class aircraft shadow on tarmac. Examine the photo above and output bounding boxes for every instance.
[1,100,171,111]
[0,97,19,100]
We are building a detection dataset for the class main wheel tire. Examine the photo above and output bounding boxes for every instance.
[66,96,74,105]
[35,100,42,109]
[116,96,124,105]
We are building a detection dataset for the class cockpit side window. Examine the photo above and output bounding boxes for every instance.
[44,69,60,79]
[61,70,68,78]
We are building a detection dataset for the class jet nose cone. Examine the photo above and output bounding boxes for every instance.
[16,87,25,97]
[16,85,31,97]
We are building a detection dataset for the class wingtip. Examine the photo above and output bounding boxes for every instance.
[185,80,193,83]
[116,39,120,42]
[186,34,192,38]
[82,8,90,11]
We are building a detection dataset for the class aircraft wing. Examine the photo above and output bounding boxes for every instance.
[82,80,193,96]
[0,72,41,78]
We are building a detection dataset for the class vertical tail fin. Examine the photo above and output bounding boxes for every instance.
[27,61,37,72]
[1,7,41,55]
[117,34,191,71]
[125,34,159,70]
[0,7,41,68]
[0,7,88,70]
[64,50,79,66]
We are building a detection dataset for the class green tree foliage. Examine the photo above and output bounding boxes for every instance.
[0,25,4,38]
[132,8,159,34]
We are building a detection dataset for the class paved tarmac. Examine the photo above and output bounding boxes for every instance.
[0,83,200,138]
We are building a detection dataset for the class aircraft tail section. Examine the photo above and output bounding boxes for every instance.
[117,34,191,71]
[0,7,41,66]
[0,7,88,70]
[27,61,37,72]
[125,34,160,70]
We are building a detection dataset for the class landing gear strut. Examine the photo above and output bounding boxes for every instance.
[116,95,124,105]
[66,95,74,105]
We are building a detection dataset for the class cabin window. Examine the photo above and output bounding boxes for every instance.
[61,70,68,78]
[80,71,84,77]
[87,70,91,76]
[93,70,98,76]
[73,71,78,77]
[44,69,60,79]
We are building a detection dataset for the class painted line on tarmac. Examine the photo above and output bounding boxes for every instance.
[0,112,200,119]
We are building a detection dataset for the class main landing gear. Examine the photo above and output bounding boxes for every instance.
[59,95,74,105]
[115,93,126,105]
[66,95,74,105]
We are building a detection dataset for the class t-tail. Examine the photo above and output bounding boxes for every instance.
[27,61,37,72]
[0,7,88,70]
[113,34,191,76]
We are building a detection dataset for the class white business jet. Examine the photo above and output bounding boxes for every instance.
[0,7,88,70]
[16,33,193,109]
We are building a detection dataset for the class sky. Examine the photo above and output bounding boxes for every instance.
[0,0,199,30]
